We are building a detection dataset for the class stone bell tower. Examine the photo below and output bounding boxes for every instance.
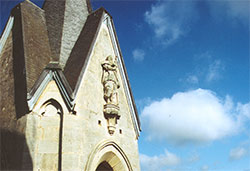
[0,0,141,170]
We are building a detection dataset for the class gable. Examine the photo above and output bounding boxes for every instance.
[32,80,68,116]
[0,4,140,137]
[72,11,140,138]
[28,68,74,114]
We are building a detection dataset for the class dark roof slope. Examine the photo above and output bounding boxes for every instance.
[42,0,65,61]
[63,7,105,91]
[43,0,92,67]
[0,31,17,128]
[11,0,52,93]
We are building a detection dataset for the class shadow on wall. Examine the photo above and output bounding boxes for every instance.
[0,129,33,170]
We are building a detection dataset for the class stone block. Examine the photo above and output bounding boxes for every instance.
[38,140,58,153]
[43,126,59,141]
[40,116,60,128]
[62,140,82,153]
[62,153,79,170]
[36,153,58,171]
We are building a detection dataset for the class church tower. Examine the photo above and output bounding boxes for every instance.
[0,0,141,170]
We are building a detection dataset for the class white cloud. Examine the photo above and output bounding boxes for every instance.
[144,0,197,46]
[229,147,247,160]
[132,49,145,61]
[207,0,249,25]
[188,153,200,163]
[136,97,152,113]
[186,75,199,84]
[144,1,248,47]
[194,51,212,60]
[237,102,250,119]
[206,60,224,82]
[227,1,249,22]
[181,52,225,84]
[140,150,180,171]
[201,165,209,171]
[141,88,244,145]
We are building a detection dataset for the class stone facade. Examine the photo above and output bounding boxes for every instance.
[0,0,140,170]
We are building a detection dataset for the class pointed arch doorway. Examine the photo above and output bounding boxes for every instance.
[96,161,113,171]
[85,141,132,171]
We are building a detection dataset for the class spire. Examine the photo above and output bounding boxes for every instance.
[43,0,92,68]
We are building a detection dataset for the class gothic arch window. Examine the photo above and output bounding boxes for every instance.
[38,98,64,170]
[39,99,63,116]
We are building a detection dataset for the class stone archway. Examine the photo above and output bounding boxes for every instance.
[38,98,64,170]
[39,98,63,116]
[96,161,113,171]
[85,141,132,171]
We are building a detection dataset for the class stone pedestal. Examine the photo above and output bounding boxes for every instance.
[103,104,120,135]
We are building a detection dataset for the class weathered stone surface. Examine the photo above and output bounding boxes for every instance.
[40,116,60,128]
[39,153,58,170]
[62,153,80,170]
[38,140,59,153]
[74,23,140,170]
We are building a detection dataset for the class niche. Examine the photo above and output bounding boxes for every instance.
[39,99,63,117]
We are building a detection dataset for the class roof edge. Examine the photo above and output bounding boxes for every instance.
[0,16,14,55]
[108,17,141,135]
[72,8,105,97]
[27,67,75,112]
[63,7,105,93]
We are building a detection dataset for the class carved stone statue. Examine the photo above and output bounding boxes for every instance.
[101,55,120,105]
[101,55,120,135]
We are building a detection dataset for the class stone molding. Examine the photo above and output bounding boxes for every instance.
[0,16,14,54]
[27,68,75,113]
[85,140,132,171]
[103,14,141,137]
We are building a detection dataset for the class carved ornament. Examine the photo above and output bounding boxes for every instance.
[101,55,120,135]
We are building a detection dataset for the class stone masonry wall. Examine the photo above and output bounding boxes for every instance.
[22,22,141,171]
[17,80,69,170]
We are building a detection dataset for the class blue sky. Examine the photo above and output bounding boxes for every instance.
[1,0,249,170]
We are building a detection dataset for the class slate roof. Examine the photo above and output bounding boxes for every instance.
[11,0,52,93]
[42,0,92,66]
[64,7,105,92]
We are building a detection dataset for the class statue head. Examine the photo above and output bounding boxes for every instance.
[106,55,114,63]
